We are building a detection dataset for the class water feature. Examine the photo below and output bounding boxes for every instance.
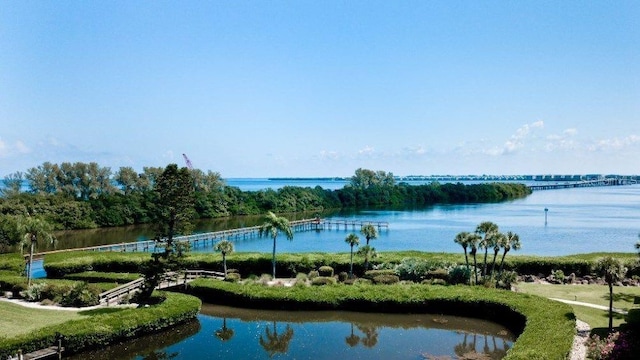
[50,184,640,256]
[67,304,515,360]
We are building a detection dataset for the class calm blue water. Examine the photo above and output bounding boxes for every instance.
[199,184,640,256]
[68,305,514,360]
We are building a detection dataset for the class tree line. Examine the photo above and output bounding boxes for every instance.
[0,163,531,233]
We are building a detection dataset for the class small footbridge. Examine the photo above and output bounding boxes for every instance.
[98,269,225,306]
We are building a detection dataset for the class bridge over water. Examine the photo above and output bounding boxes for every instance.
[528,177,637,191]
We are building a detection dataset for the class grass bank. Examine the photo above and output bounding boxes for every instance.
[186,279,575,360]
[0,292,201,358]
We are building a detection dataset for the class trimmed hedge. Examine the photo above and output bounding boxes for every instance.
[186,280,575,360]
[43,251,638,279]
[0,253,25,273]
[0,292,201,358]
[62,271,141,284]
[43,252,149,278]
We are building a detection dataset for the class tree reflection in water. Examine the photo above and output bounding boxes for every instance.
[214,317,234,342]
[345,323,360,347]
[140,350,178,360]
[356,324,379,348]
[259,321,295,358]
[423,332,511,360]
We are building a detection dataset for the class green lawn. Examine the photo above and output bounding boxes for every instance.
[0,301,85,338]
[516,283,640,312]
[516,283,640,329]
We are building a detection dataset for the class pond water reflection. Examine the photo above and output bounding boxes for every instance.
[69,304,515,360]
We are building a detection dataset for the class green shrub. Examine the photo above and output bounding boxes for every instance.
[0,253,25,273]
[59,282,101,307]
[552,269,565,283]
[448,265,471,285]
[497,271,518,289]
[372,274,400,285]
[318,266,334,277]
[426,268,449,281]
[364,269,396,280]
[311,277,336,286]
[308,270,319,279]
[224,273,241,283]
[337,271,348,282]
[41,283,73,303]
[23,282,47,301]
[430,278,447,286]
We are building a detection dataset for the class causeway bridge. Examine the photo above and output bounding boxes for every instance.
[528,177,638,191]
[30,218,389,257]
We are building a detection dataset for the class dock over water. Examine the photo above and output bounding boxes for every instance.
[31,218,389,257]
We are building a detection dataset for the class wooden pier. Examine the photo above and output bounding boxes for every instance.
[30,218,389,258]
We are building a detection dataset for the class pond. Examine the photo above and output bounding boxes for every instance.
[67,304,515,360]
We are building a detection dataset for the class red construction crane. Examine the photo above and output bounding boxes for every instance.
[182,153,193,170]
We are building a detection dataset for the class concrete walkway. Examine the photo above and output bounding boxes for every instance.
[550,298,628,315]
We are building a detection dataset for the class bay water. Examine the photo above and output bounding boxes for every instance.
[52,182,640,256]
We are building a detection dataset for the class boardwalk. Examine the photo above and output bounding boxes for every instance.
[30,218,389,258]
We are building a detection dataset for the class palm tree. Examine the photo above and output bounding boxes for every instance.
[357,245,377,272]
[258,212,293,278]
[259,322,294,358]
[498,231,521,275]
[360,224,378,245]
[454,231,472,275]
[467,233,481,285]
[595,256,627,332]
[490,232,507,277]
[18,216,55,287]
[345,233,360,278]
[475,221,499,278]
[214,239,234,276]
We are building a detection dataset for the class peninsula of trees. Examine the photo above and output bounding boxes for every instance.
[0,163,531,233]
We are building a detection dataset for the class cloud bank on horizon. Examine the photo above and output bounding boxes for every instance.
[1,2,638,177]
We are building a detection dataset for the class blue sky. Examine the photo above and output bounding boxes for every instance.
[1,1,638,178]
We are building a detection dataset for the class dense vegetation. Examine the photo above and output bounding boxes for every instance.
[0,163,531,233]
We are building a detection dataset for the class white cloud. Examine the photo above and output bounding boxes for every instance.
[545,128,578,151]
[485,121,545,156]
[0,138,31,157]
[319,150,340,160]
[589,135,640,152]
[402,145,427,156]
[358,146,375,156]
